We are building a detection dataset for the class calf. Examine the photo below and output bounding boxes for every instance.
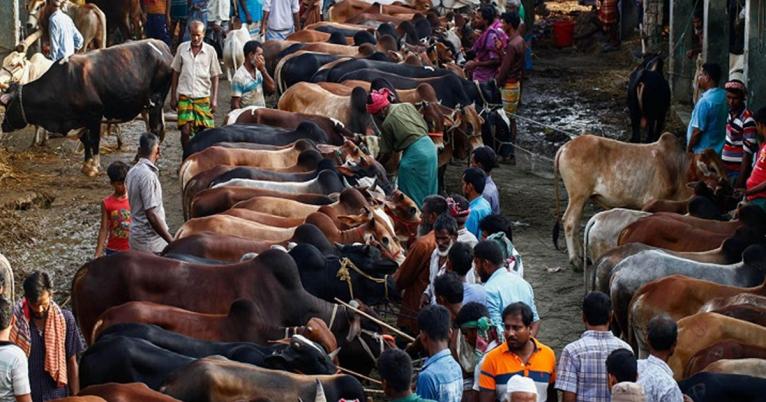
[160,356,365,402]
[223,25,251,82]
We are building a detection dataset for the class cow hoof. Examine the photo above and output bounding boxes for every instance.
[81,161,93,175]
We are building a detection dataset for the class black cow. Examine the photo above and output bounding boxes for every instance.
[81,325,334,389]
[679,372,766,402]
[314,25,366,37]
[329,31,348,45]
[627,53,670,143]
[0,39,172,176]
[289,243,399,305]
[316,58,451,83]
[184,122,328,159]
[276,52,348,92]
[353,30,377,46]
[413,15,433,42]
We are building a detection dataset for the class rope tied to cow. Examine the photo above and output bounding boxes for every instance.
[336,257,389,302]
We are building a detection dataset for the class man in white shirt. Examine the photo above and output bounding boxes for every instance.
[0,297,31,402]
[170,20,223,152]
[637,316,684,402]
[261,0,301,40]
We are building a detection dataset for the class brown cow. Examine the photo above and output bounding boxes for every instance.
[92,300,337,351]
[617,213,741,252]
[329,0,415,22]
[278,82,371,136]
[190,186,334,218]
[160,356,364,402]
[286,29,354,44]
[30,0,107,51]
[162,232,276,262]
[179,142,319,189]
[49,397,105,402]
[629,274,766,363]
[553,133,722,269]
[668,312,766,379]
[86,0,144,44]
[221,208,306,228]
[684,340,766,379]
[79,383,181,402]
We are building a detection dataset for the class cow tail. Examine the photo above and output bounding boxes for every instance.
[552,148,562,250]
[582,217,596,289]
[93,5,107,49]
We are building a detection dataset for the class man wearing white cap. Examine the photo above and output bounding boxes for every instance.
[504,375,537,402]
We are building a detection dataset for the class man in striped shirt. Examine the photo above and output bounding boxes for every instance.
[723,79,757,187]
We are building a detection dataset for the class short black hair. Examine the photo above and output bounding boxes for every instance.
[500,11,521,30]
[23,271,52,302]
[582,291,611,326]
[472,146,498,173]
[433,213,458,235]
[479,214,513,241]
[434,271,464,304]
[0,297,11,330]
[702,63,722,85]
[243,40,263,56]
[107,161,129,182]
[501,302,533,327]
[456,302,489,327]
[479,5,497,22]
[474,240,504,266]
[606,349,637,382]
[423,195,448,215]
[647,315,677,351]
[377,349,413,392]
[138,132,159,157]
[448,242,474,276]
[417,304,452,341]
[463,168,487,194]
[754,107,766,125]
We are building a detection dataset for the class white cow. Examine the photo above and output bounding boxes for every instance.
[223,25,252,82]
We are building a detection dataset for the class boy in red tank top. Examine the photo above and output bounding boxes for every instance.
[95,161,131,257]
[745,108,766,212]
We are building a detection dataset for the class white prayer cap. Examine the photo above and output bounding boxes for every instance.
[504,375,537,400]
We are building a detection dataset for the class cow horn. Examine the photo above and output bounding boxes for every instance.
[21,30,42,52]
[314,379,327,402]
[327,347,341,359]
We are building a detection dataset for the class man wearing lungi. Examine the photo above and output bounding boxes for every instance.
[367,88,438,209]
[598,0,620,51]
[496,11,526,164]
[170,20,223,153]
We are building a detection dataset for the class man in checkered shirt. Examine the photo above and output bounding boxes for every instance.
[555,292,632,402]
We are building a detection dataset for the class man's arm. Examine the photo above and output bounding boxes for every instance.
[146,207,174,243]
[687,128,701,153]
[231,96,242,110]
[479,390,495,402]
[737,152,753,188]
[292,0,301,30]
[170,70,179,110]
[495,49,512,86]
[546,382,558,402]
[15,395,32,402]
[210,75,220,114]
[72,25,84,51]
[238,0,253,23]
[67,355,79,396]
[260,66,276,95]
[561,392,576,402]
[94,201,109,258]
[293,12,301,30]
[530,320,540,338]
[261,11,270,35]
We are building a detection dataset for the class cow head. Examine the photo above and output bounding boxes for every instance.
[264,335,337,375]
[0,85,26,133]
[0,52,29,90]
[384,190,421,245]
[359,207,405,265]
[336,243,400,304]
[26,0,46,31]
[687,149,728,193]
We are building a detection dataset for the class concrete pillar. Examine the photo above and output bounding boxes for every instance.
[0,0,21,52]
[703,0,730,79]
[669,0,695,104]
[745,0,766,110]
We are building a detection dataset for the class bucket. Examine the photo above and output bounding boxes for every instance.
[552,19,575,48]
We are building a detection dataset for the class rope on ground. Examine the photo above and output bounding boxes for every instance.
[508,112,581,139]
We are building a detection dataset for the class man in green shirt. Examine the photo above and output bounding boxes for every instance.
[378,349,437,402]
[367,88,438,209]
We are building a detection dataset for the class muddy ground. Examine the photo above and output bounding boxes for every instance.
[0,2,685,354]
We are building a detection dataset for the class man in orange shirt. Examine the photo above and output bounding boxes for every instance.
[478,303,557,402]
[395,195,447,332]
[143,0,171,46]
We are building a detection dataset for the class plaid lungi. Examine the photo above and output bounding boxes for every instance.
[598,0,619,26]
[177,95,214,133]
[501,81,521,115]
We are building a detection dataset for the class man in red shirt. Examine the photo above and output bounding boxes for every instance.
[744,107,766,212]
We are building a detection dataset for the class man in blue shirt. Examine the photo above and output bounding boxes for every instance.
[379,349,436,402]
[473,240,540,339]
[416,305,463,402]
[687,63,728,154]
[463,168,492,239]
[471,147,501,214]
[47,0,83,61]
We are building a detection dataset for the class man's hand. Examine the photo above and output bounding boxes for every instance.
[170,95,177,111]
[255,54,266,71]
[211,99,217,114]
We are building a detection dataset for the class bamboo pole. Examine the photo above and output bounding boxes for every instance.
[334,298,415,342]
[338,366,382,385]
